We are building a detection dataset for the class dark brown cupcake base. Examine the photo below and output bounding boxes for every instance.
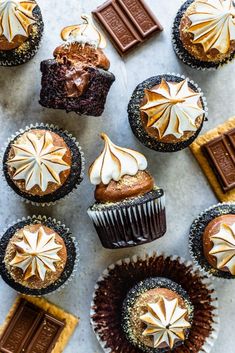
[0,6,44,66]
[91,253,218,353]
[189,203,235,279]
[128,74,206,152]
[39,60,115,116]
[0,216,77,296]
[87,189,166,249]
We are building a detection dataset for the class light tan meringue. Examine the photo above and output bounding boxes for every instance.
[209,222,235,274]
[89,133,147,185]
[0,0,36,42]
[188,0,235,53]
[140,79,204,139]
[10,226,63,281]
[140,296,191,349]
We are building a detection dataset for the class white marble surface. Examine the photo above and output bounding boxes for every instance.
[0,0,234,352]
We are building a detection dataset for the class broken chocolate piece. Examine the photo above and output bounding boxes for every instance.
[203,129,235,192]
[92,0,163,55]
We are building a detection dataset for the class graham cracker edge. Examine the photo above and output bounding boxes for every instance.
[190,116,235,202]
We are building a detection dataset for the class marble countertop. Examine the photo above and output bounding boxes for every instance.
[0,0,234,352]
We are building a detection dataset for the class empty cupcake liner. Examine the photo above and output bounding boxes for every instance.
[87,189,166,249]
[1,122,85,207]
[189,202,235,280]
[0,215,79,296]
[128,73,208,152]
[172,0,235,71]
[91,252,219,353]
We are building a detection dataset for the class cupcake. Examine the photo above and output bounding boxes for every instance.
[0,0,44,66]
[87,133,166,249]
[128,74,207,152]
[172,0,235,70]
[0,215,78,295]
[189,202,235,279]
[2,124,84,206]
[91,253,219,353]
[39,14,115,116]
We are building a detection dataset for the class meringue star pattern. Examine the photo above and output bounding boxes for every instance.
[140,79,204,139]
[0,0,36,42]
[209,222,235,275]
[9,226,63,281]
[7,131,70,192]
[140,296,191,349]
[188,0,235,54]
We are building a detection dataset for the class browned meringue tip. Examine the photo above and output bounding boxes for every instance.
[61,25,79,41]
[100,132,109,141]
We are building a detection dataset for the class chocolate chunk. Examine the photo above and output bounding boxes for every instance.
[203,129,235,192]
[92,0,163,56]
[0,299,64,353]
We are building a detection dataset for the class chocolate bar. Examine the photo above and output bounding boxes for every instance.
[203,129,235,192]
[0,299,64,353]
[92,0,163,55]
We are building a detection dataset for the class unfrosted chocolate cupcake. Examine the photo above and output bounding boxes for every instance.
[2,124,84,205]
[87,133,166,249]
[0,216,77,295]
[40,14,115,116]
[0,0,43,66]
[128,74,207,152]
[172,0,235,70]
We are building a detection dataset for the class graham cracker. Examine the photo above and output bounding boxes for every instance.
[0,295,79,353]
[190,117,235,202]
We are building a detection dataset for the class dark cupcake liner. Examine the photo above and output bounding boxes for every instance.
[189,202,235,280]
[87,189,166,249]
[91,252,219,353]
[0,4,44,66]
[122,277,194,353]
[128,74,208,152]
[1,123,85,206]
[172,0,235,70]
[0,215,79,296]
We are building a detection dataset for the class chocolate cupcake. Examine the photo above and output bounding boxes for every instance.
[2,124,84,206]
[91,253,219,353]
[189,202,235,279]
[0,0,43,66]
[87,133,166,249]
[128,74,207,152]
[172,0,235,70]
[39,14,115,116]
[0,215,78,295]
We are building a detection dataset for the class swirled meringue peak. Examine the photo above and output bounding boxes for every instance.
[140,79,204,139]
[188,0,235,53]
[89,133,147,185]
[0,0,36,42]
[61,14,106,49]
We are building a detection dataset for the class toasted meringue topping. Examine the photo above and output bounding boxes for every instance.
[7,130,70,192]
[140,296,191,349]
[0,0,36,42]
[10,226,63,281]
[209,222,235,274]
[89,133,147,185]
[140,79,204,139]
[188,0,235,53]
[61,14,106,48]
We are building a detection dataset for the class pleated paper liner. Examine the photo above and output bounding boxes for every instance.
[0,4,44,66]
[91,252,219,353]
[1,123,85,207]
[172,0,235,71]
[0,215,79,296]
[87,188,166,249]
[189,202,235,280]
[128,73,208,152]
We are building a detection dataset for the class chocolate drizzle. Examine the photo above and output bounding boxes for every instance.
[91,254,217,353]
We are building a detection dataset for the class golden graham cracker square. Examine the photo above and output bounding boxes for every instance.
[0,295,79,353]
[190,117,235,202]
